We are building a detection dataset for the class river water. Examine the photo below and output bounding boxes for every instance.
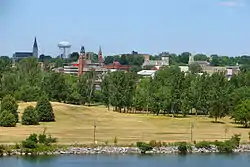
[0,154,250,167]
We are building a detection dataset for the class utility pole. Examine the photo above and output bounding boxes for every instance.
[93,121,96,145]
[190,121,194,143]
[224,126,228,140]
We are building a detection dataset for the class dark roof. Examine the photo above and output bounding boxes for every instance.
[13,52,33,58]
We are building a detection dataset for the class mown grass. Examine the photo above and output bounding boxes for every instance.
[0,102,249,145]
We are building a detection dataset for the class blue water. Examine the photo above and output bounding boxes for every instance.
[0,154,250,167]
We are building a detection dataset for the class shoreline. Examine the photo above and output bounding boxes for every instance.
[1,145,250,156]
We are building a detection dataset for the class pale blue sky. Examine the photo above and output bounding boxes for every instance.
[0,0,249,57]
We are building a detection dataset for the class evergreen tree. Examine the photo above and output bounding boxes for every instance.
[0,95,19,123]
[0,110,16,127]
[22,106,39,125]
[36,97,55,122]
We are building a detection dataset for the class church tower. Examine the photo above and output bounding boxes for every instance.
[33,37,38,58]
[98,46,104,65]
[188,54,195,65]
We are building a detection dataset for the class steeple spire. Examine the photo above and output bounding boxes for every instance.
[32,37,38,58]
[98,46,103,65]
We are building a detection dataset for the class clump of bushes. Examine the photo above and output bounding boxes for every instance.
[195,141,212,149]
[22,131,57,149]
[136,142,153,154]
[22,106,39,125]
[212,134,241,153]
[177,142,192,154]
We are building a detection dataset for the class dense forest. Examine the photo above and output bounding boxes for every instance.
[1,54,250,127]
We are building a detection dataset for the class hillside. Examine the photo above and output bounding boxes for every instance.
[0,102,249,144]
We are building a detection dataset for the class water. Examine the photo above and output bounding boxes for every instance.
[1,154,250,167]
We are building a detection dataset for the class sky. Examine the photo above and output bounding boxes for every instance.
[0,0,250,57]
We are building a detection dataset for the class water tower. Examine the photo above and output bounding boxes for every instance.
[58,41,71,59]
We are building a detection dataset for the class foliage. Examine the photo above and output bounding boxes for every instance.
[177,142,189,154]
[232,100,250,128]
[22,133,57,149]
[22,106,39,125]
[136,142,153,154]
[0,110,16,127]
[35,96,55,122]
[189,62,203,74]
[195,141,212,149]
[0,95,19,122]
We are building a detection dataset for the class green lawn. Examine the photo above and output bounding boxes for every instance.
[0,102,249,145]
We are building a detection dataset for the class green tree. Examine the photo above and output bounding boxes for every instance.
[22,106,39,125]
[232,100,250,128]
[0,95,19,122]
[189,63,203,74]
[36,97,55,122]
[0,110,16,127]
[208,72,231,122]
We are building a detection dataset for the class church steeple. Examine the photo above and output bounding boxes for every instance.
[98,46,103,65]
[33,37,38,58]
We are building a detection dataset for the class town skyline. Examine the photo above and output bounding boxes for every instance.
[1,0,250,57]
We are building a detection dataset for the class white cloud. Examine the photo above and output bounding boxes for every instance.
[219,1,245,7]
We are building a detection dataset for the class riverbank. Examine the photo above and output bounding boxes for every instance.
[1,144,250,156]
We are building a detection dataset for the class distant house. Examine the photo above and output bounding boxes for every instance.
[142,54,169,69]
[137,70,157,78]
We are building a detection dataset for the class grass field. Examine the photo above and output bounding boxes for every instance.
[0,102,249,145]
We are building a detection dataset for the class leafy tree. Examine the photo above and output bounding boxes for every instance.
[35,96,55,122]
[208,72,231,122]
[0,110,16,127]
[189,63,202,74]
[22,106,39,125]
[0,95,19,122]
[232,100,250,128]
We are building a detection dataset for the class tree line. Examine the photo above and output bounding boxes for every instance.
[1,56,250,127]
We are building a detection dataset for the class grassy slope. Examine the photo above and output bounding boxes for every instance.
[0,102,249,144]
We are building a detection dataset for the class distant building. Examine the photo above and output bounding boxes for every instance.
[142,53,169,69]
[137,70,157,78]
[13,37,39,62]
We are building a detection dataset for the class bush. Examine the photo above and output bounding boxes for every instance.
[136,142,153,154]
[0,95,18,122]
[22,140,37,149]
[22,106,39,125]
[27,134,38,143]
[216,140,235,153]
[230,134,241,147]
[149,140,162,147]
[195,141,211,149]
[177,142,189,154]
[0,110,17,127]
[35,96,55,122]
[38,134,47,144]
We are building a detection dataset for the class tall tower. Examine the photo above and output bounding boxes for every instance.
[188,54,195,65]
[98,46,104,65]
[78,46,86,76]
[33,37,38,58]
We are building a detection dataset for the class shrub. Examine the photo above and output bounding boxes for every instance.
[195,141,211,149]
[22,106,39,125]
[136,142,153,154]
[35,96,55,122]
[22,140,37,149]
[0,95,18,122]
[0,110,17,127]
[230,134,241,147]
[216,140,235,153]
[177,142,188,154]
[27,134,38,143]
[38,134,47,144]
